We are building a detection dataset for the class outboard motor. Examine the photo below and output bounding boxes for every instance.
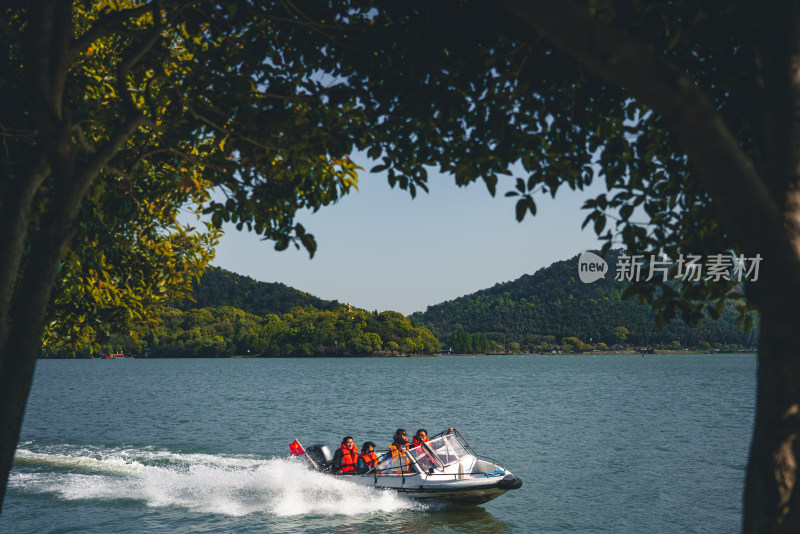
[305,444,334,471]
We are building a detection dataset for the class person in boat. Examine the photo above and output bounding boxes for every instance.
[410,429,429,449]
[410,426,453,448]
[357,441,378,474]
[332,436,359,475]
[391,428,407,446]
[388,434,413,473]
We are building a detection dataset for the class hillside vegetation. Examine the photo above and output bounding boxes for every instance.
[47,267,439,358]
[410,251,758,353]
[176,267,338,315]
[143,305,438,358]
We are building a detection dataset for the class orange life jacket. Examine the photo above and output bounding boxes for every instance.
[338,443,359,473]
[410,436,429,449]
[389,444,412,472]
[359,451,378,469]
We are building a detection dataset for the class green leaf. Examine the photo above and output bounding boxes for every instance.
[527,196,537,216]
[594,215,606,235]
[515,198,527,221]
[300,234,317,258]
[484,174,498,197]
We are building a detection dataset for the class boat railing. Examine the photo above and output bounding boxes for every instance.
[470,453,508,474]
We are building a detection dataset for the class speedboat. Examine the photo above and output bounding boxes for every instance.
[291,429,522,504]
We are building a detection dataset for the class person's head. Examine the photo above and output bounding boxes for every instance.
[342,436,355,449]
[394,428,406,438]
[362,441,376,454]
[415,429,428,441]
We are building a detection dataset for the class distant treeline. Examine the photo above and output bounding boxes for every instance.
[411,251,760,353]
[149,306,438,357]
[46,305,439,358]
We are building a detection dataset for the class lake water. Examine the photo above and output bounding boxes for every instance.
[1,353,756,533]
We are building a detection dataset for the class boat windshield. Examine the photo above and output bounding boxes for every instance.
[406,441,439,470]
[374,435,472,474]
[417,434,470,467]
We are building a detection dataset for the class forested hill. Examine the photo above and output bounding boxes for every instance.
[410,251,759,351]
[65,267,439,358]
[178,266,339,315]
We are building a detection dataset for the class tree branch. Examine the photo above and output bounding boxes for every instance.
[48,0,74,117]
[116,1,163,116]
[166,147,231,174]
[180,97,280,153]
[70,124,94,153]
[0,156,51,350]
[74,113,147,201]
[71,3,155,54]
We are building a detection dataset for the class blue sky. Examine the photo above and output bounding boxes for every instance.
[210,165,607,316]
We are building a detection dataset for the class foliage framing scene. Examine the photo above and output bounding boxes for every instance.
[3,1,800,532]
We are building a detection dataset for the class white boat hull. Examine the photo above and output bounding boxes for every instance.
[344,471,522,504]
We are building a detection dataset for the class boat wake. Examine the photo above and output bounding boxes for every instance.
[11,443,427,517]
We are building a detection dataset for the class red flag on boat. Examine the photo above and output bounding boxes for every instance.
[289,439,306,456]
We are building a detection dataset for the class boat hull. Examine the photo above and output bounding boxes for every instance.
[343,472,522,505]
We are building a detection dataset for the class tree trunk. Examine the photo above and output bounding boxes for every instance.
[0,321,46,513]
[0,1,147,510]
[0,189,79,511]
[744,273,800,532]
